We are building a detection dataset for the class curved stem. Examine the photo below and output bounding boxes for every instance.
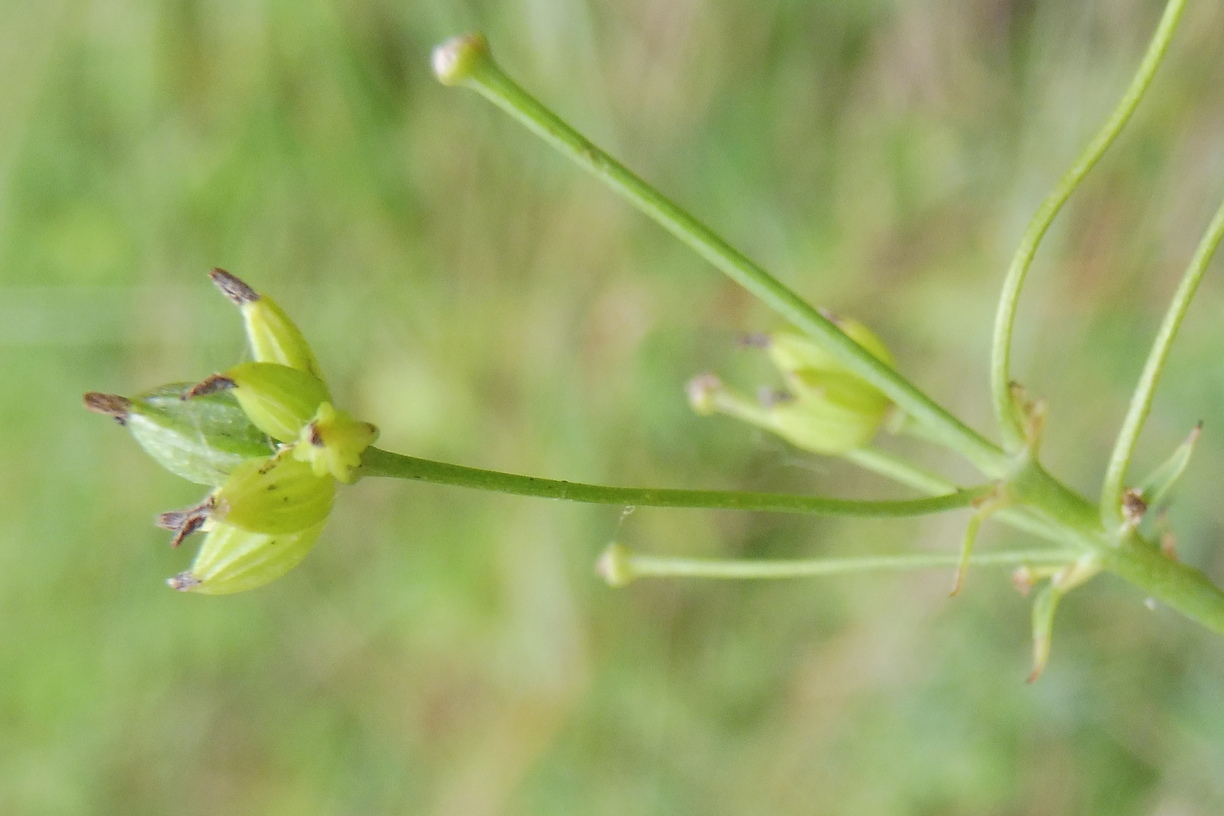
[433,34,1008,478]
[360,447,992,518]
[603,544,1079,582]
[846,447,1069,544]
[844,447,956,495]
[1100,192,1224,526]
[990,0,1186,450]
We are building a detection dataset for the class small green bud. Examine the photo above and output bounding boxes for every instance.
[85,385,272,486]
[767,371,892,454]
[209,269,325,381]
[432,32,491,86]
[213,454,335,535]
[765,316,894,374]
[596,543,638,588]
[291,402,379,484]
[685,373,723,416]
[1136,422,1202,513]
[168,519,326,595]
[688,319,896,456]
[188,362,330,443]
[757,319,894,455]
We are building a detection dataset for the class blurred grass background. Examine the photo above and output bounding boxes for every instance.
[3,0,1224,812]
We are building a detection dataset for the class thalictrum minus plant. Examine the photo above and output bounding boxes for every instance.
[86,1,1224,679]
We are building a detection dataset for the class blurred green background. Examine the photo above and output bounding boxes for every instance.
[3,0,1224,812]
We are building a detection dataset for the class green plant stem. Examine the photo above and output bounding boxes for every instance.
[1100,192,1224,527]
[360,447,989,518]
[436,35,1008,478]
[990,0,1186,451]
[611,546,1079,582]
[845,447,955,494]
[429,32,1224,640]
[1098,533,1224,636]
[846,447,1066,544]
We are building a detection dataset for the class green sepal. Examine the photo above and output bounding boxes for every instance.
[770,370,892,454]
[684,371,887,456]
[1026,557,1100,683]
[766,318,894,375]
[769,399,884,454]
[748,319,895,455]
[213,454,335,535]
[1027,580,1060,683]
[168,519,326,595]
[1137,423,1201,511]
[126,384,273,486]
[226,361,331,443]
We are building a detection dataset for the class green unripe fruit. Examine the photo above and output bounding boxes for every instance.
[769,371,891,454]
[190,362,330,443]
[168,520,326,595]
[210,269,325,380]
[762,320,894,455]
[765,318,894,375]
[213,454,335,535]
[85,385,273,486]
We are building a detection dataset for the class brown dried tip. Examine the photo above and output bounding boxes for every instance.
[1121,488,1147,528]
[757,387,792,408]
[738,332,770,349]
[83,392,132,425]
[1011,566,1035,597]
[157,497,215,547]
[183,374,236,400]
[209,268,260,306]
[685,373,723,415]
[1160,530,1179,561]
[167,572,201,592]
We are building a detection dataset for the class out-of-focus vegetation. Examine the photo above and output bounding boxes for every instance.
[3,0,1224,813]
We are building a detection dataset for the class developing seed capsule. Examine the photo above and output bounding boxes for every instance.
[167,519,326,595]
[768,371,892,454]
[212,453,336,535]
[209,268,325,380]
[764,317,894,377]
[762,320,894,454]
[292,402,380,484]
[690,318,896,456]
[84,384,272,486]
[186,361,330,443]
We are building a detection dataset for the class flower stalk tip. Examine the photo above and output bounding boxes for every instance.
[432,32,492,87]
[597,543,638,588]
[685,373,723,416]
